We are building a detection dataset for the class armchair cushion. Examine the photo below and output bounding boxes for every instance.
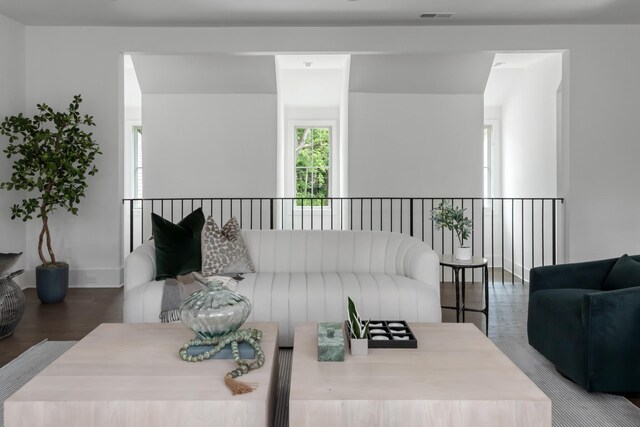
[602,254,640,291]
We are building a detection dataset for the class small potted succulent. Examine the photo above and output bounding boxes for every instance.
[347,296,369,356]
[431,200,473,260]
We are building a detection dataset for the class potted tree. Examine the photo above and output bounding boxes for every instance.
[431,200,473,260]
[0,95,101,303]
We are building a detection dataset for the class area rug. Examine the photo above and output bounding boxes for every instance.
[2,341,639,427]
[496,340,640,427]
[0,340,75,427]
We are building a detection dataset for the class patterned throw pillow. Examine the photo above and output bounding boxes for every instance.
[201,216,255,275]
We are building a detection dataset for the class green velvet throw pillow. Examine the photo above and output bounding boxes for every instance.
[602,254,640,291]
[152,208,205,280]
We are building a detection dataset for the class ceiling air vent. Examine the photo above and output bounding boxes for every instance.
[420,13,455,19]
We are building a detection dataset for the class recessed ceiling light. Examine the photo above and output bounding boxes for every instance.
[493,62,507,68]
[304,62,313,68]
[420,13,455,19]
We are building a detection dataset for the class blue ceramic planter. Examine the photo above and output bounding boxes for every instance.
[36,263,69,304]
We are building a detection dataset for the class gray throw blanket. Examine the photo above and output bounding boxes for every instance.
[159,274,205,323]
[159,273,241,323]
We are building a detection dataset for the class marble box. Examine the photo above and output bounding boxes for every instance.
[317,322,345,362]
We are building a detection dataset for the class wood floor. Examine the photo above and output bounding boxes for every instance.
[0,288,122,367]
[1,275,638,409]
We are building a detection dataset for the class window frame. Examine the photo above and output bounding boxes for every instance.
[288,120,337,210]
[483,119,501,210]
[132,126,143,205]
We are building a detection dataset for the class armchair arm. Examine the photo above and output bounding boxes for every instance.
[403,242,440,296]
[529,258,617,294]
[582,286,640,391]
[123,241,156,294]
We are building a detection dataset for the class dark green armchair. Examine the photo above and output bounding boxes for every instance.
[527,254,640,393]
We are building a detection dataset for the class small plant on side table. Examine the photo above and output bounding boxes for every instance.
[431,200,473,260]
[347,296,369,356]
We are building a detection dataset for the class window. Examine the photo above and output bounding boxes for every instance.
[133,126,143,203]
[483,124,492,202]
[483,120,501,208]
[295,126,330,206]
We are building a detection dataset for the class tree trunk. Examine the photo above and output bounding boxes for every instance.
[37,219,47,265]
[295,128,312,158]
[38,201,57,265]
[43,215,56,264]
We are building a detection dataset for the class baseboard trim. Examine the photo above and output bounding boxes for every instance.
[22,268,123,288]
[502,257,531,284]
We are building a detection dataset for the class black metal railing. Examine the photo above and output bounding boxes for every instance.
[123,197,564,284]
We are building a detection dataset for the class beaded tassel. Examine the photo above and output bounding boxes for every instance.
[178,328,265,395]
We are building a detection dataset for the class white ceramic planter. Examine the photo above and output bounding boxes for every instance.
[350,338,368,356]
[454,246,472,261]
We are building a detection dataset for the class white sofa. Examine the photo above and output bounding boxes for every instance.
[124,229,441,346]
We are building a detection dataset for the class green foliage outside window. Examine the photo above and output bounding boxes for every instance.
[295,127,329,206]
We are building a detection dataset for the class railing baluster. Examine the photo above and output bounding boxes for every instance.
[129,200,134,253]
[270,199,275,230]
[511,199,515,285]
[531,200,535,274]
[141,201,145,245]
[521,199,525,285]
[370,199,373,233]
[501,199,504,285]
[390,199,394,232]
[552,200,557,265]
[491,198,494,285]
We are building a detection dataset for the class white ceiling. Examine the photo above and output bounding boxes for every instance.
[131,54,277,94]
[1,0,639,26]
[350,53,495,94]
[484,52,563,107]
[276,55,349,107]
[492,53,558,69]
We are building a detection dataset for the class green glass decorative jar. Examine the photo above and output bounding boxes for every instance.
[179,278,251,339]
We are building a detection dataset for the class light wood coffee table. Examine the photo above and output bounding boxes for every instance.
[290,323,551,427]
[5,322,279,427]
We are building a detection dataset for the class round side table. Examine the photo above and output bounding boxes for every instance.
[439,255,489,334]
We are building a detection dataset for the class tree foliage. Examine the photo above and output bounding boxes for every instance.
[295,127,329,206]
[0,95,101,266]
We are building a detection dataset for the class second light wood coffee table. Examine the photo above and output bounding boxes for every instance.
[290,323,550,427]
[5,322,279,427]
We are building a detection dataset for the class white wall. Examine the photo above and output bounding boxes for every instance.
[143,93,277,198]
[485,54,563,280]
[502,54,562,198]
[349,93,484,196]
[123,55,141,200]
[25,31,124,288]
[0,14,26,286]
[20,25,640,287]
